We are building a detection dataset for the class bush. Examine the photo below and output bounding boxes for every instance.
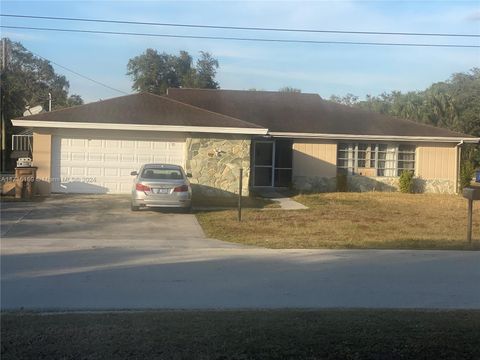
[336,173,348,192]
[460,161,475,190]
[399,170,414,193]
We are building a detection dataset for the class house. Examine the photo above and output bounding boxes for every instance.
[11,89,479,196]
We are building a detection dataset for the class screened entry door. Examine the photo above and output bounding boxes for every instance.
[253,139,292,187]
[253,141,274,186]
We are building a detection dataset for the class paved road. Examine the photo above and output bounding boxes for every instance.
[1,196,479,310]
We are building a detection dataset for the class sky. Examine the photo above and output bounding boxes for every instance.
[1,0,479,103]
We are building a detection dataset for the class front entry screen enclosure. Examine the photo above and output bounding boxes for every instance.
[253,139,292,187]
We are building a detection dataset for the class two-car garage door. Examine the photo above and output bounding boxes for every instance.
[51,134,185,194]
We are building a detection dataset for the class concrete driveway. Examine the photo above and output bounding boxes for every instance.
[1,195,480,310]
[1,195,227,247]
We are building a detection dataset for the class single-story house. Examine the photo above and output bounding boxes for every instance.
[11,89,479,196]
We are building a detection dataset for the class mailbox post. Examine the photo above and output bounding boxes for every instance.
[462,187,480,244]
[14,166,37,200]
[238,168,243,222]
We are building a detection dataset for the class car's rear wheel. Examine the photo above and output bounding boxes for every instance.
[131,204,140,211]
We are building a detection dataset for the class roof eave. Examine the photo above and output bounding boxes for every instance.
[268,132,480,143]
[11,119,268,136]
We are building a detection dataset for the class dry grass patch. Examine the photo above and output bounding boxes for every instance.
[196,192,480,249]
[192,194,276,208]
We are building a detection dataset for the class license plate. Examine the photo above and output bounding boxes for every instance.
[153,188,169,194]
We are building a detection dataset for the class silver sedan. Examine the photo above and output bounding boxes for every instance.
[130,164,192,211]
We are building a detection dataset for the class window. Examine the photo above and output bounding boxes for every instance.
[274,139,293,187]
[357,144,376,168]
[397,145,416,176]
[337,143,415,177]
[141,168,183,180]
[377,144,397,177]
[337,143,354,175]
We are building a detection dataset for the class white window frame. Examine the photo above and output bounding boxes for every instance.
[337,142,416,177]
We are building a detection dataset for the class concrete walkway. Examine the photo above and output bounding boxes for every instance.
[257,189,308,210]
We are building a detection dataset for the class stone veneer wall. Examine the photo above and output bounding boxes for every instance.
[293,175,456,194]
[293,176,337,192]
[185,134,251,197]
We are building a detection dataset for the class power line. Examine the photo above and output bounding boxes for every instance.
[2,25,479,48]
[1,13,479,38]
[31,51,129,95]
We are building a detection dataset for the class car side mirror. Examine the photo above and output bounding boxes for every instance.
[130,171,138,176]
[186,172,193,178]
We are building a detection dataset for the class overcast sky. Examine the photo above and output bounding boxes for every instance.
[2,0,479,103]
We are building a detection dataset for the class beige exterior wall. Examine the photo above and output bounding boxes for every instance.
[292,140,337,178]
[291,140,458,194]
[32,131,52,195]
[416,143,457,181]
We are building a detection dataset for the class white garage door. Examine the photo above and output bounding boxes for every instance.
[51,134,185,194]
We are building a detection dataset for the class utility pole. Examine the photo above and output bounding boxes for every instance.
[1,38,7,172]
[48,92,52,111]
[2,37,5,69]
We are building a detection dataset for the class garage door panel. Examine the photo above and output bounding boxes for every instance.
[121,141,135,149]
[104,168,118,176]
[136,154,151,162]
[136,141,152,149]
[119,168,134,176]
[153,142,168,150]
[120,154,134,162]
[59,181,109,194]
[105,139,119,146]
[71,167,86,176]
[88,153,103,161]
[71,153,85,161]
[120,183,133,193]
[87,167,102,176]
[71,139,86,147]
[52,135,185,194]
[104,153,119,162]
[87,139,102,147]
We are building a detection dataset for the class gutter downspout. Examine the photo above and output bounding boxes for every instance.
[455,140,464,194]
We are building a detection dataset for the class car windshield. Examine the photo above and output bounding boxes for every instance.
[141,168,183,180]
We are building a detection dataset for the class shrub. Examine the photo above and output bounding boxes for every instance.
[460,161,475,190]
[336,173,348,192]
[399,170,414,193]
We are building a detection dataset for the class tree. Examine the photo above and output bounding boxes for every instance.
[329,93,358,106]
[126,49,178,95]
[1,38,83,170]
[329,68,480,137]
[329,68,480,165]
[194,51,219,89]
[126,49,219,94]
[279,86,301,93]
[67,94,84,107]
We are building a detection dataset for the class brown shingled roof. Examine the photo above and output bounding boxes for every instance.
[167,88,474,138]
[15,92,263,129]
[15,89,475,139]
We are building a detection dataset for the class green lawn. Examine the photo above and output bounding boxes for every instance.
[2,310,480,359]
[196,192,480,249]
